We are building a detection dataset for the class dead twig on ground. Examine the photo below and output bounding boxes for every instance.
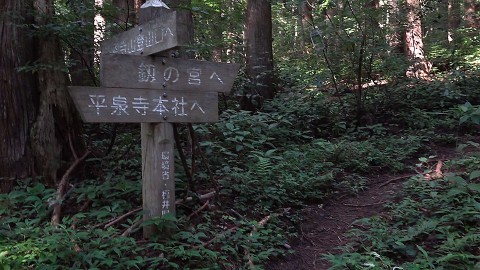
[246,214,273,269]
[121,219,143,237]
[186,200,210,220]
[378,174,414,187]
[104,207,142,229]
[200,226,238,248]
[175,191,216,204]
[51,135,90,227]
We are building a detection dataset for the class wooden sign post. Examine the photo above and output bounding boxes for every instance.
[69,6,240,238]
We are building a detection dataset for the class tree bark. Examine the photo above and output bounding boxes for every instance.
[465,0,479,28]
[403,0,432,79]
[0,0,38,192]
[447,0,461,43]
[243,0,275,110]
[387,0,403,54]
[31,0,85,186]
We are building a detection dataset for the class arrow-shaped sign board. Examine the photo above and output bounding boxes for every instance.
[100,54,241,94]
[68,86,218,123]
[101,11,186,56]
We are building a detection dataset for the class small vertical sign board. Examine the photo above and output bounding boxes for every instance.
[69,6,240,238]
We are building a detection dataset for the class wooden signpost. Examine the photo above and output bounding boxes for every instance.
[69,7,240,238]
[101,11,187,56]
[100,54,239,93]
[69,87,219,123]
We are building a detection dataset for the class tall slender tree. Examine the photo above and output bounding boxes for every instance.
[243,0,275,110]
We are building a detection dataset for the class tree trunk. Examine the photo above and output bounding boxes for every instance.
[0,0,85,191]
[69,0,96,86]
[243,0,275,110]
[31,0,85,186]
[465,0,479,28]
[0,0,38,192]
[447,0,461,43]
[403,0,432,78]
[387,0,403,54]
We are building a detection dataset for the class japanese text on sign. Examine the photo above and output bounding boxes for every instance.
[108,27,174,54]
[161,151,171,215]
[137,62,225,86]
[88,94,205,116]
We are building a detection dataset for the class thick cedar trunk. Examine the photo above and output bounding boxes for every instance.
[243,0,275,110]
[0,0,84,191]
[0,0,38,192]
[404,0,431,78]
[31,0,85,186]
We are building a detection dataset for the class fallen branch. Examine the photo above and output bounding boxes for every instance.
[246,215,273,270]
[175,191,216,204]
[104,207,142,229]
[94,192,216,232]
[200,226,237,248]
[186,200,210,220]
[121,219,143,237]
[51,139,90,227]
[378,174,414,187]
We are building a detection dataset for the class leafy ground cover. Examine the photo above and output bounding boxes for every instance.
[1,71,480,269]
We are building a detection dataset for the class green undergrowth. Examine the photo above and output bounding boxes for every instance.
[1,73,480,269]
[326,152,480,270]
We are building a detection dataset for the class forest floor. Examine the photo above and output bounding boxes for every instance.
[267,144,460,270]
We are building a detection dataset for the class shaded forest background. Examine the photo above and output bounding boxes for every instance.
[1,0,479,269]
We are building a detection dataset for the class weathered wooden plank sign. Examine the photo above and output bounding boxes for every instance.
[68,86,218,123]
[101,11,186,56]
[101,54,241,94]
[69,5,240,239]
[141,123,175,227]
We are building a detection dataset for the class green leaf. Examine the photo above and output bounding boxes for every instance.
[448,188,466,197]
[467,183,480,193]
[459,115,470,124]
[416,245,435,269]
[226,123,235,131]
[470,170,480,180]
[418,157,428,162]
